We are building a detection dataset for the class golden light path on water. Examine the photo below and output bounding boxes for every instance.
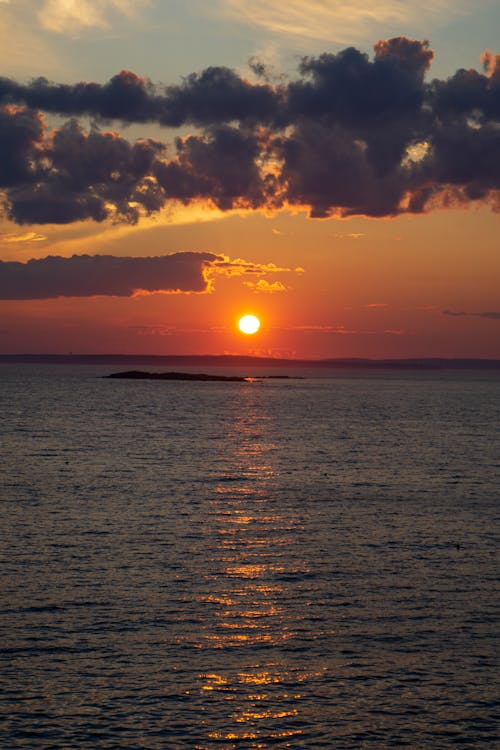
[2,367,499,748]
[186,385,328,748]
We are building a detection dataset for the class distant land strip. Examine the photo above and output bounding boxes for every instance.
[1,354,500,369]
[106,370,249,382]
[104,370,298,382]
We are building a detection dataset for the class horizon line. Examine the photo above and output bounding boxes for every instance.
[1,353,500,369]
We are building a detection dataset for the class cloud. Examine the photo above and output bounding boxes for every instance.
[212,256,303,277]
[0,3,62,78]
[443,309,500,320]
[243,279,288,293]
[334,232,367,239]
[0,252,220,298]
[216,0,467,45]
[281,324,408,335]
[0,38,500,224]
[1,114,166,224]
[129,324,219,336]
[38,0,151,34]
[0,67,279,127]
[160,67,279,128]
[0,231,46,243]
[0,105,45,187]
[277,118,407,217]
[154,126,269,211]
[442,310,467,316]
[128,325,176,337]
[0,251,302,298]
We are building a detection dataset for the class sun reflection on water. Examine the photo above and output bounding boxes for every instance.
[190,387,317,747]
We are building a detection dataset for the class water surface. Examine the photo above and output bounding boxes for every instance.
[1,365,499,748]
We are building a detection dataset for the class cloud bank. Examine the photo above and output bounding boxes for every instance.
[0,38,499,225]
[0,252,219,298]
[0,252,301,298]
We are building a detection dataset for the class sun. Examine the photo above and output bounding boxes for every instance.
[238,314,261,335]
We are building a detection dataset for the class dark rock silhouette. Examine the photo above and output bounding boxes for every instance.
[103,370,299,382]
[104,370,249,382]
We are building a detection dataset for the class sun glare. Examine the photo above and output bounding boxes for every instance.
[238,314,261,335]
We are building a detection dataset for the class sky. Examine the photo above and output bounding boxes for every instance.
[0,0,499,359]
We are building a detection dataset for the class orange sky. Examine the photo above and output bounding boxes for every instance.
[1,205,498,358]
[0,8,499,359]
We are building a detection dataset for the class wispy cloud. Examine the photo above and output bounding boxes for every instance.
[0,231,46,244]
[0,0,150,76]
[243,279,288,293]
[217,0,467,45]
[0,2,62,76]
[281,324,407,335]
[443,309,500,320]
[212,257,304,277]
[129,325,177,337]
[38,0,151,34]
[129,324,224,336]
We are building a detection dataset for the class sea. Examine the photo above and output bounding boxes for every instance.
[1,362,499,749]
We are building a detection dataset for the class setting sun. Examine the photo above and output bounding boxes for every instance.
[238,314,261,335]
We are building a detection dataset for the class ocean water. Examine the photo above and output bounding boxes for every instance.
[1,364,499,749]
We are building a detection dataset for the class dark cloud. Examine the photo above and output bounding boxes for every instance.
[8,190,108,225]
[288,41,428,125]
[443,310,500,320]
[419,121,500,204]
[477,312,500,320]
[374,37,434,80]
[0,252,220,298]
[248,58,272,82]
[6,119,166,224]
[0,38,499,225]
[429,51,500,122]
[0,106,44,187]
[276,120,406,218]
[160,67,280,127]
[0,67,279,127]
[0,71,162,124]
[154,126,272,210]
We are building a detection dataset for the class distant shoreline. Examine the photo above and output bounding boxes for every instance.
[105,370,249,382]
[1,353,500,369]
[104,370,299,382]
